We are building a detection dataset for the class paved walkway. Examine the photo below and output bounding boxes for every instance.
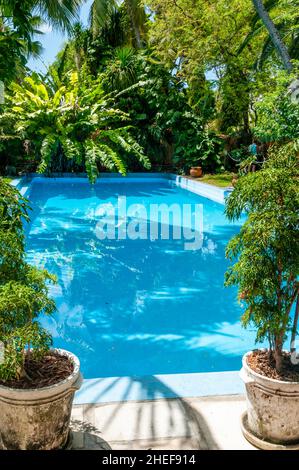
[70,395,255,450]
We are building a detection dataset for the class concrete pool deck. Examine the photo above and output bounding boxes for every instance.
[70,394,255,450]
[71,371,255,450]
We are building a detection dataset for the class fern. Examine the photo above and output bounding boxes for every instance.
[60,137,83,164]
[1,73,150,182]
[85,144,115,172]
[97,143,127,175]
[85,140,100,183]
[101,128,150,169]
[38,135,57,173]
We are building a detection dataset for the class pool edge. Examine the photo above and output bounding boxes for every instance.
[13,173,233,205]
[74,370,244,405]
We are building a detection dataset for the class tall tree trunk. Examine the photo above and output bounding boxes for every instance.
[131,18,142,48]
[252,0,293,72]
[274,333,283,372]
[126,0,142,48]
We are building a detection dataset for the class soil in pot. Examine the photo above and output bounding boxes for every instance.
[0,351,74,389]
[247,350,299,382]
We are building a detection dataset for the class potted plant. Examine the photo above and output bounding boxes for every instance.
[225,144,299,449]
[231,174,238,187]
[0,179,82,450]
[186,155,203,178]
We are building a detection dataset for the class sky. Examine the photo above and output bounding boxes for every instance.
[28,0,93,73]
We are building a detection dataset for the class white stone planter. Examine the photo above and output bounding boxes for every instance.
[240,350,299,447]
[0,349,82,450]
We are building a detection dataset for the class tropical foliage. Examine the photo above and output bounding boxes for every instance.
[0,178,56,381]
[2,0,299,175]
[0,0,82,82]
[90,0,147,47]
[145,0,299,139]
[248,0,296,71]
[254,68,299,142]
[101,48,222,171]
[0,72,150,182]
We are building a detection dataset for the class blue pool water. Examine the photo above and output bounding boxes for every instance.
[25,177,254,379]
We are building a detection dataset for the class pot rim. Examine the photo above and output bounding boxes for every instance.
[0,348,80,394]
[242,349,299,386]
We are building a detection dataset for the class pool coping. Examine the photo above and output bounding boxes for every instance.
[11,172,233,205]
[12,173,242,404]
[74,370,244,405]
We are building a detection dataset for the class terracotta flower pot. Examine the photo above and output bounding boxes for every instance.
[231,175,238,187]
[190,167,203,178]
[0,349,82,450]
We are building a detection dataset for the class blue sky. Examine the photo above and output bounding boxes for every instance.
[28,0,93,73]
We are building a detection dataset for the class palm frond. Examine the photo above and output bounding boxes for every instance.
[35,0,82,33]
[90,0,118,36]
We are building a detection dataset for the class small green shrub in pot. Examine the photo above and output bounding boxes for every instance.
[0,181,56,381]
[0,179,82,450]
[225,143,299,447]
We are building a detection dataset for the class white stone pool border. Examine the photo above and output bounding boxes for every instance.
[74,371,244,405]
[11,172,233,205]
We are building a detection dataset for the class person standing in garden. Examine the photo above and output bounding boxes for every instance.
[248,140,258,172]
[248,140,258,157]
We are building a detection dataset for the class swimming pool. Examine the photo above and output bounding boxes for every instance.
[23,175,254,380]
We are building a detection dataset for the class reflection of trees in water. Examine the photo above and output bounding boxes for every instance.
[30,229,242,358]
[25,182,245,376]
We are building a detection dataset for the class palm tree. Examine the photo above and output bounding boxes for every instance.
[90,0,146,48]
[125,0,146,48]
[0,0,83,80]
[103,47,138,91]
[34,0,83,32]
[251,0,293,72]
[0,1,82,34]
[0,6,44,81]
